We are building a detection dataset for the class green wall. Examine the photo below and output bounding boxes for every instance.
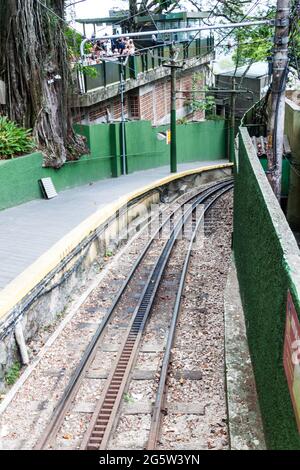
[125,120,227,174]
[285,99,300,230]
[125,121,168,173]
[260,156,290,197]
[234,127,300,449]
[0,122,120,211]
[0,120,226,211]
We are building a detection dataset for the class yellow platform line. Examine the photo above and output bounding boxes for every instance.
[0,163,233,322]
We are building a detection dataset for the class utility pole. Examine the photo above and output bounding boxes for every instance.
[163,42,182,173]
[170,43,177,173]
[120,58,127,175]
[267,0,291,200]
[229,77,236,162]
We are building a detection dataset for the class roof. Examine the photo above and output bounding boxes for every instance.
[76,11,209,25]
[217,62,269,79]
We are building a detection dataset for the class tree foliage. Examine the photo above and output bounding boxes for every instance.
[288,6,300,77]
[129,0,180,14]
[232,8,275,65]
[231,4,300,80]
[188,0,254,23]
[0,0,86,167]
[124,0,182,30]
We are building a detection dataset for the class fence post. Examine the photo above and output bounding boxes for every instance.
[110,123,122,177]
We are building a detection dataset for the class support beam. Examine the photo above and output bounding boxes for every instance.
[170,44,177,173]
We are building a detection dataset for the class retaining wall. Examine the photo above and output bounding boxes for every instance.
[234,127,300,449]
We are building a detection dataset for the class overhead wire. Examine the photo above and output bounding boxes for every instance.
[39,0,276,125]
[179,0,223,59]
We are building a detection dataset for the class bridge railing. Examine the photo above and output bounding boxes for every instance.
[77,37,214,94]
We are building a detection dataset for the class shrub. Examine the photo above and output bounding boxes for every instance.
[0,116,35,159]
[5,362,21,385]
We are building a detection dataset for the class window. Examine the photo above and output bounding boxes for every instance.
[129,95,140,119]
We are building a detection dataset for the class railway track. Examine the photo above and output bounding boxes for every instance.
[36,179,233,450]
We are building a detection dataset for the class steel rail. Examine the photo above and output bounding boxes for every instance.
[36,178,232,450]
[147,183,234,449]
[81,180,233,450]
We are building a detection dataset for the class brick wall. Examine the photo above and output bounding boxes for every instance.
[113,96,128,120]
[89,100,109,121]
[76,67,206,125]
[140,91,154,121]
[154,81,166,123]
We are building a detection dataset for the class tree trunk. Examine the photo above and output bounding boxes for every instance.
[0,0,86,168]
[128,0,138,31]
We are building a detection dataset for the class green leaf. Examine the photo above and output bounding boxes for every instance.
[0,116,35,159]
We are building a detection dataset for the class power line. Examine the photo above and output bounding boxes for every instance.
[81,19,273,44]
[37,0,85,35]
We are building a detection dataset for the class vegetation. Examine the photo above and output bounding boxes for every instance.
[73,62,99,80]
[121,0,183,30]
[123,392,134,403]
[0,116,35,160]
[190,73,216,115]
[232,8,275,66]
[104,250,113,258]
[5,362,21,386]
[65,27,93,59]
[230,4,300,85]
[65,27,84,59]
[0,1,87,168]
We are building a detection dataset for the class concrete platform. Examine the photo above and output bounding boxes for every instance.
[0,160,232,323]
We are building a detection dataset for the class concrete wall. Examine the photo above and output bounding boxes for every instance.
[216,74,269,119]
[285,98,300,230]
[0,120,227,211]
[234,127,300,449]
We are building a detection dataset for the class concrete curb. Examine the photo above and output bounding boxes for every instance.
[224,257,266,450]
[0,163,233,323]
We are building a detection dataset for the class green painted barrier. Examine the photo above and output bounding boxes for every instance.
[234,127,300,449]
[83,37,212,92]
[0,120,227,211]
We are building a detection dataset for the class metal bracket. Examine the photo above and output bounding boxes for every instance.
[162,63,184,69]
[272,66,289,71]
[275,18,289,27]
[275,36,289,46]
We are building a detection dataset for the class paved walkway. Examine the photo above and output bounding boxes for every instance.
[0,161,226,290]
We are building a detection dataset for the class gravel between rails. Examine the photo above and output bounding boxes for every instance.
[0,185,212,450]
[107,192,233,450]
[78,188,233,452]
[159,192,233,450]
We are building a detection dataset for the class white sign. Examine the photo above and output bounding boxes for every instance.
[0,80,6,105]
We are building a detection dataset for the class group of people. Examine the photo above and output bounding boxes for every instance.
[92,37,135,59]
